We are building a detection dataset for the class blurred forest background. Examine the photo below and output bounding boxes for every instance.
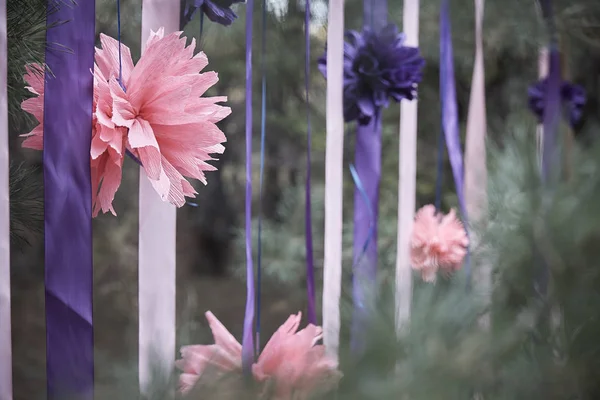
[7,0,600,397]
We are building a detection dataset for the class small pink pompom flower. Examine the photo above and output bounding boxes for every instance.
[410,204,469,282]
[176,312,341,399]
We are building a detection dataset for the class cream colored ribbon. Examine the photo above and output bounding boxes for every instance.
[0,0,12,397]
[322,0,345,363]
[465,0,489,325]
[395,0,420,336]
[138,0,179,393]
[537,47,548,166]
[464,0,487,223]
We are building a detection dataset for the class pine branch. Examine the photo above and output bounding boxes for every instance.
[9,162,43,249]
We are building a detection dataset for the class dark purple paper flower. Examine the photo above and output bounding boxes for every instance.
[183,0,244,27]
[528,78,586,128]
[318,24,425,125]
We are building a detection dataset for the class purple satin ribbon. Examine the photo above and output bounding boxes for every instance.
[44,0,95,397]
[305,0,316,325]
[242,0,255,375]
[350,0,387,354]
[541,49,562,183]
[440,0,469,278]
[440,0,466,216]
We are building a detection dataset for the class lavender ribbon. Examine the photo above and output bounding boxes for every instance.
[304,0,316,325]
[536,1,562,296]
[538,0,562,185]
[242,0,255,375]
[349,0,387,355]
[440,0,469,278]
[44,0,95,396]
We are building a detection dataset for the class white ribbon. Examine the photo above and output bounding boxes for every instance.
[465,0,489,325]
[0,0,12,398]
[465,0,487,223]
[537,47,548,165]
[138,0,179,393]
[395,0,419,336]
[322,0,345,363]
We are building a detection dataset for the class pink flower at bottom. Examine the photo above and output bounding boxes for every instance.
[176,312,341,399]
[252,313,341,400]
[410,205,469,282]
[175,311,242,394]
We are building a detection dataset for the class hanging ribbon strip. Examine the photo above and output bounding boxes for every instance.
[138,0,179,393]
[242,0,255,374]
[0,0,11,397]
[539,1,562,186]
[322,0,345,363]
[536,48,548,167]
[465,0,489,325]
[44,0,95,397]
[464,0,487,224]
[440,0,469,277]
[350,0,387,355]
[304,0,316,327]
[395,0,419,336]
[536,0,561,296]
[255,0,266,353]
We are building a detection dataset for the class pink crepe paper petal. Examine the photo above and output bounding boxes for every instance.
[20,64,45,150]
[96,33,135,84]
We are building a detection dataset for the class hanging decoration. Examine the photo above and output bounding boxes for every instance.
[0,0,11,396]
[256,0,267,353]
[304,0,316,326]
[242,0,255,375]
[42,0,96,396]
[321,0,345,363]
[176,311,341,398]
[464,0,490,323]
[464,0,488,225]
[318,22,425,351]
[181,0,244,27]
[20,32,229,215]
[410,205,469,282]
[439,0,469,279]
[395,0,420,335]
[528,78,585,129]
[318,26,424,125]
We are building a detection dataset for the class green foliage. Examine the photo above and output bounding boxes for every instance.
[9,162,43,248]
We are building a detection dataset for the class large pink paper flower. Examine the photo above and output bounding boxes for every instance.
[20,28,229,215]
[110,28,230,206]
[176,312,341,398]
[21,64,44,150]
[252,312,342,400]
[410,205,469,282]
[175,311,242,394]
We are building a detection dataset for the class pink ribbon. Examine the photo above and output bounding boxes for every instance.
[322,0,345,363]
[395,0,420,335]
[138,0,179,393]
[0,0,12,397]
